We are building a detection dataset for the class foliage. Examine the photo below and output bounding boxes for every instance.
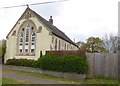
[5,58,36,67]
[76,41,83,48]
[86,37,106,53]
[0,39,6,57]
[103,34,119,53]
[76,41,90,52]
[77,37,106,53]
[35,53,88,74]
[5,54,88,74]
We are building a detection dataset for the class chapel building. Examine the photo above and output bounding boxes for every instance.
[4,7,78,62]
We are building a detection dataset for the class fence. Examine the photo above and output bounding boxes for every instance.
[46,51,118,78]
[86,53,118,78]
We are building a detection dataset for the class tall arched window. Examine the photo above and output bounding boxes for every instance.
[58,40,60,50]
[55,38,57,50]
[31,32,36,54]
[25,24,30,54]
[66,44,69,50]
[17,20,37,56]
[65,43,66,50]
[19,32,23,53]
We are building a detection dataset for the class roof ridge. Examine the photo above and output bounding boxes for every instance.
[30,8,78,47]
[6,7,78,47]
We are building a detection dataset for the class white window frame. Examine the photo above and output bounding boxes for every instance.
[19,32,23,53]
[31,32,36,53]
[17,21,36,56]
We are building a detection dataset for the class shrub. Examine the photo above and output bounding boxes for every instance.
[5,54,88,74]
[6,58,36,67]
[35,54,88,74]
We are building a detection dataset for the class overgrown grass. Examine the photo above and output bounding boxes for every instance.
[2,77,30,84]
[2,68,118,84]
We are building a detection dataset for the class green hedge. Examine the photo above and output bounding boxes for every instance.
[5,58,36,67]
[5,54,88,74]
[35,54,88,74]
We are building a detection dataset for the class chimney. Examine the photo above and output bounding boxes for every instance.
[49,16,53,24]
[74,38,75,43]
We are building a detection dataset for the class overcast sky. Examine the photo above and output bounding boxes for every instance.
[0,0,118,42]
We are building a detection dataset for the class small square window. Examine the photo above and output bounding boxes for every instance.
[19,43,22,46]
[20,38,23,42]
[31,27,34,30]
[32,43,34,45]
[20,49,22,53]
[26,35,28,37]
[25,49,28,52]
[26,38,29,42]
[32,37,35,42]
[25,43,28,45]
[31,49,34,52]
[52,36,54,43]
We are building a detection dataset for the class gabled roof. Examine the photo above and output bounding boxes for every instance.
[6,7,78,47]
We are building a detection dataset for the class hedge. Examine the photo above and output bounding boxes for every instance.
[5,54,88,74]
[5,58,36,67]
[35,54,88,74]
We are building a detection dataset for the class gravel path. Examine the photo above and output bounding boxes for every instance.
[2,71,65,84]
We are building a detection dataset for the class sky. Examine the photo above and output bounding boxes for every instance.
[0,0,119,42]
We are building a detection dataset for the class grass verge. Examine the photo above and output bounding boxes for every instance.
[2,77,30,84]
[2,68,118,84]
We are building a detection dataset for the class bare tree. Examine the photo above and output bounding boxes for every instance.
[103,34,118,53]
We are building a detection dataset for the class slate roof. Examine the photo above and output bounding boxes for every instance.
[32,9,78,47]
[6,7,78,47]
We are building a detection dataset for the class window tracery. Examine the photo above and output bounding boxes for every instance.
[17,20,36,55]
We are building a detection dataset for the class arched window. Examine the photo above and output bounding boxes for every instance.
[55,38,57,50]
[17,20,36,56]
[19,32,23,53]
[58,40,60,50]
[67,44,69,50]
[65,43,66,50]
[25,24,30,54]
[62,40,64,50]
[52,36,54,44]
[31,32,36,53]
[31,32,35,42]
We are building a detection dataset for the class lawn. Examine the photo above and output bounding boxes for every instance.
[2,77,30,84]
[2,68,118,84]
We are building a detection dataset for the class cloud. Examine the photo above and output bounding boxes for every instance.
[0,0,118,41]
[31,2,62,19]
[0,0,63,39]
[53,0,118,42]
